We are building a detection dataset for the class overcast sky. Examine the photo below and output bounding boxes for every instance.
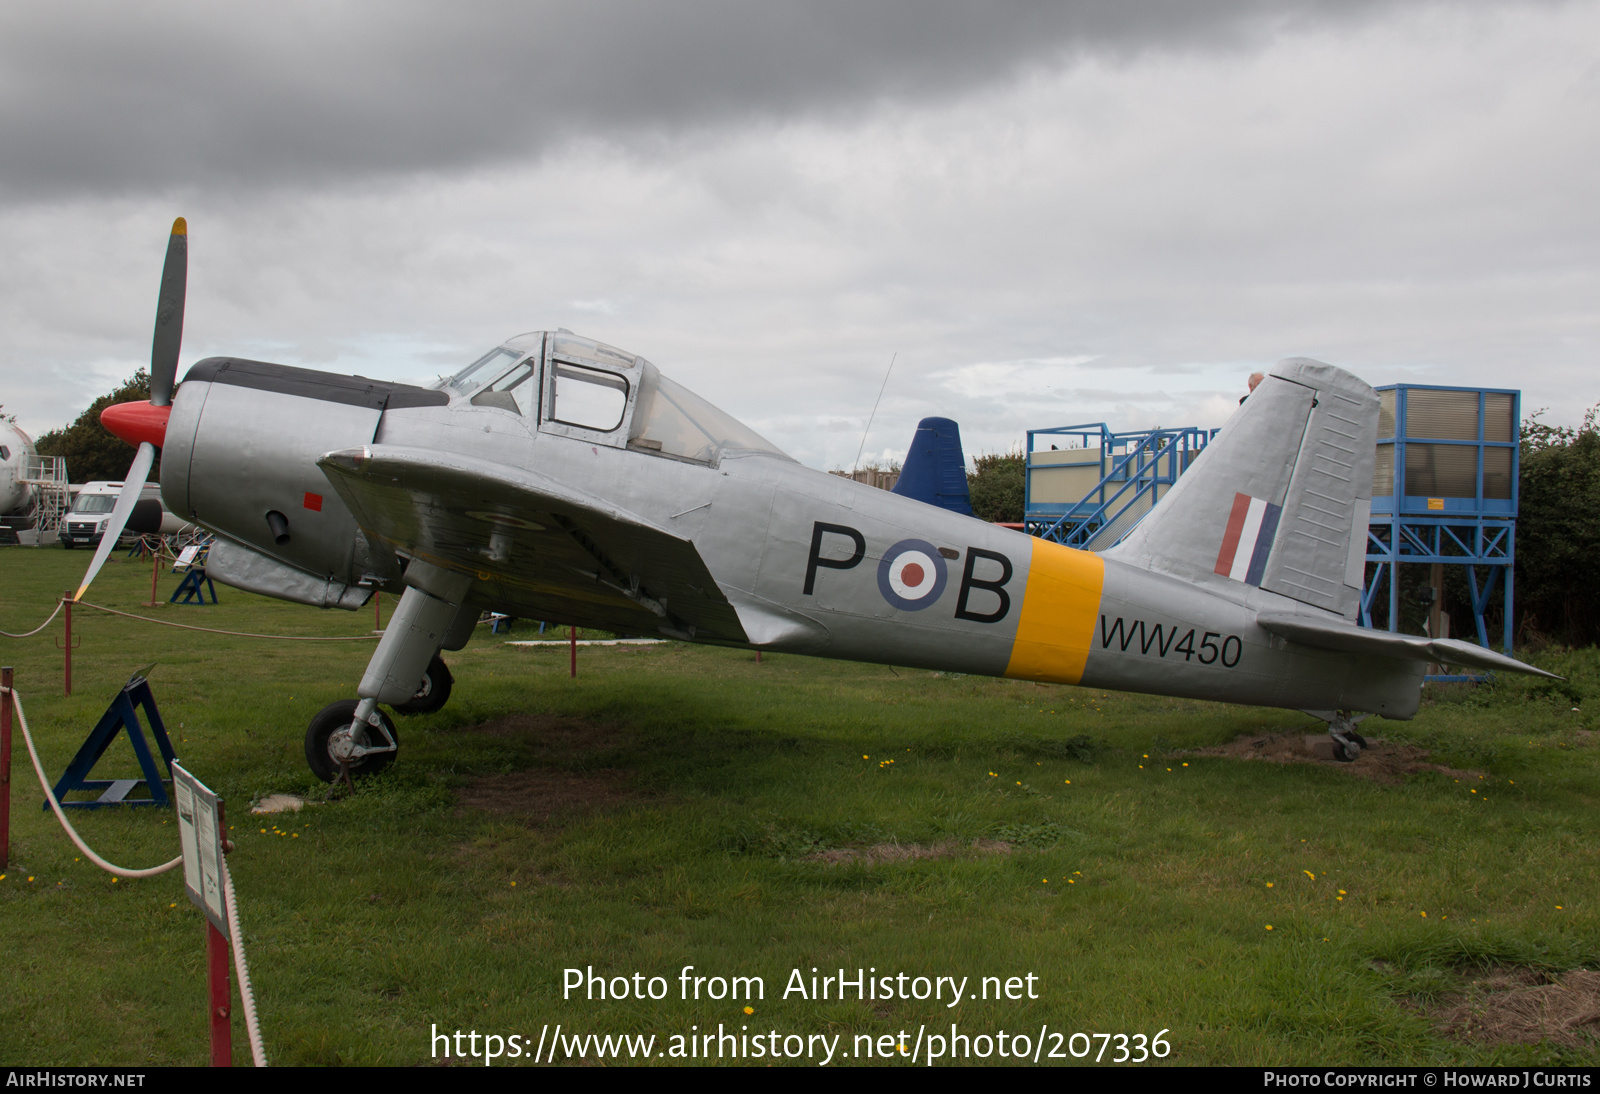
[2,0,1596,470]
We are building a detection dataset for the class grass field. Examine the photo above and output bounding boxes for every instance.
[1,545,1595,1067]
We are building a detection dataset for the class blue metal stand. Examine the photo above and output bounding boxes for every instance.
[1024,423,1217,550]
[1361,384,1519,655]
[170,567,218,604]
[45,675,176,809]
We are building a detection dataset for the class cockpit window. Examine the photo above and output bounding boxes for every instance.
[550,362,629,431]
[442,347,521,398]
[628,362,789,464]
[469,361,538,416]
[0,446,9,461]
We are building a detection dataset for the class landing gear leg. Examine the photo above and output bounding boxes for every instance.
[302,563,469,782]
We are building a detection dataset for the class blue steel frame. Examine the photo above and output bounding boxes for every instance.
[1024,423,1216,550]
[1360,384,1520,652]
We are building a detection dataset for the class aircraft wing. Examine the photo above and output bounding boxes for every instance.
[318,445,748,643]
[1255,612,1560,679]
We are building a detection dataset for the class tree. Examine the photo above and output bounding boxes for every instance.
[967,448,1025,523]
[34,370,159,484]
[1515,405,1600,646]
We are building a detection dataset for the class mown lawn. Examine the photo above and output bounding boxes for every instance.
[1,546,1595,1066]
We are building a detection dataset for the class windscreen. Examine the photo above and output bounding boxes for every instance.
[72,494,116,514]
[441,347,523,399]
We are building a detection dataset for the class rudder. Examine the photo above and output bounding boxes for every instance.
[1103,358,1377,620]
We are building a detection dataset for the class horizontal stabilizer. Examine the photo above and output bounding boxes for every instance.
[1256,612,1561,679]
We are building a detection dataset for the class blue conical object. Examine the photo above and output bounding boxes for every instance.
[892,417,973,516]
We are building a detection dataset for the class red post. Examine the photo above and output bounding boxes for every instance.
[569,625,577,679]
[209,799,234,1066]
[207,922,232,1066]
[1,666,12,871]
[756,650,763,664]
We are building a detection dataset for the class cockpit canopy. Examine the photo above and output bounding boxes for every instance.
[439,331,791,466]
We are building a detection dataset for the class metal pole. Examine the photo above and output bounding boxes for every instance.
[147,544,160,607]
[569,625,577,679]
[209,799,234,1066]
[207,920,232,1065]
[374,590,382,631]
[62,594,73,697]
[1,667,12,871]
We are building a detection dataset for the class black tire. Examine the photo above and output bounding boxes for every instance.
[1332,734,1366,763]
[305,700,399,782]
[392,654,453,715]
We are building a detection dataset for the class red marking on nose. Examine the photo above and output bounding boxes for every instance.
[303,492,323,512]
[901,562,925,587]
[100,401,170,448]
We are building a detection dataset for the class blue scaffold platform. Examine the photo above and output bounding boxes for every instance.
[46,671,177,809]
[1024,423,1217,550]
[1360,385,1519,663]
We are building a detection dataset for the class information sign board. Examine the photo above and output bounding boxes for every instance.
[172,760,228,937]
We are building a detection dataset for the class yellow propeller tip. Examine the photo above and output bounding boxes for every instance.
[171,217,187,236]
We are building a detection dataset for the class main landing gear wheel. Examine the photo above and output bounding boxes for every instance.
[305,700,399,782]
[392,654,453,716]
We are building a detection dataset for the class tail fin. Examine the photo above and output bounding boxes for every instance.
[892,417,974,516]
[1103,358,1377,620]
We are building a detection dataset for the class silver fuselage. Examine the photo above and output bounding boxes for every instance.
[159,346,1424,720]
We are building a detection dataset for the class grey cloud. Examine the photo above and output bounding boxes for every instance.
[2,0,1411,197]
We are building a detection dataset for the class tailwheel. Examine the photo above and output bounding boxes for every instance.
[392,654,453,715]
[1332,731,1369,763]
[305,699,399,782]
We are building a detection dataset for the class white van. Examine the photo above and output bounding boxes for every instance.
[60,481,188,549]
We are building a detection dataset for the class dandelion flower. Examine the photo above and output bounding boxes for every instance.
[1265,925,1274,931]
[744,1007,754,1015]
[1266,882,1273,888]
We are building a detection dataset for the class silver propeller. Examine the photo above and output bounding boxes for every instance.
[74,217,186,601]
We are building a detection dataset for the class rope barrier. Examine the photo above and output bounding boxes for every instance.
[0,600,65,639]
[76,601,381,642]
[8,683,183,878]
[224,858,268,1067]
[5,680,267,1064]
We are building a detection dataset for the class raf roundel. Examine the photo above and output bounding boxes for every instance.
[876,538,949,612]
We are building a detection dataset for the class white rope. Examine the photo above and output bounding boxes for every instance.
[7,681,267,1065]
[7,684,182,877]
[223,859,268,1067]
[77,601,381,642]
[0,599,65,638]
